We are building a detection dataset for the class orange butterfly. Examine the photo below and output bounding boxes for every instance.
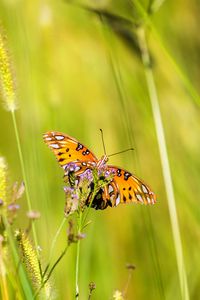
[43,131,156,210]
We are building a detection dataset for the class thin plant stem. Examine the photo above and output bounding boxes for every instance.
[0,258,9,300]
[3,216,34,299]
[49,217,67,262]
[123,270,133,298]
[75,211,83,299]
[34,245,69,299]
[132,0,200,106]
[11,110,38,253]
[137,27,189,300]
[42,217,67,279]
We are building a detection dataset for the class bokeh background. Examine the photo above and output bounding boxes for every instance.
[0,0,200,299]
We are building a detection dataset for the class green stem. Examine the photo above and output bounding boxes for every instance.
[11,110,38,253]
[75,211,83,299]
[49,217,67,262]
[137,27,189,300]
[34,245,69,299]
[3,216,34,299]
[42,217,67,279]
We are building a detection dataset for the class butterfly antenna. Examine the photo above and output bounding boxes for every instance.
[108,148,134,157]
[100,129,107,155]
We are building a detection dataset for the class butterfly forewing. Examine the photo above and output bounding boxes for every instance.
[107,166,156,206]
[43,131,98,170]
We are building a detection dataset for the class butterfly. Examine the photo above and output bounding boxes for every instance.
[43,131,156,210]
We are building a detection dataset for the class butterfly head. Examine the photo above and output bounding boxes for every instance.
[97,155,109,168]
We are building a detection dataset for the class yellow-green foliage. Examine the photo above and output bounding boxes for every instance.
[0,1,200,299]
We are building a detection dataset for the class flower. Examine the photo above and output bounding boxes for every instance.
[26,210,41,220]
[7,203,20,211]
[63,165,115,215]
[112,290,124,300]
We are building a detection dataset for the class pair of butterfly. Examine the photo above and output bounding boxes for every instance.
[43,131,156,210]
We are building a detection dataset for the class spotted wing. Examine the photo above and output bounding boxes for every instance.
[43,131,98,170]
[106,166,156,206]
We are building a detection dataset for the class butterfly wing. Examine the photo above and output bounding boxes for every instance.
[43,131,98,170]
[105,166,156,206]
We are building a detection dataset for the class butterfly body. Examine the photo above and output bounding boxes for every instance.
[43,131,156,210]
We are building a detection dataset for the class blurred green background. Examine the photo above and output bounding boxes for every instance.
[0,0,200,299]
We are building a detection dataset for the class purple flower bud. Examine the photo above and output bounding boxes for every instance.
[79,169,93,182]
[105,168,116,177]
[26,210,41,220]
[64,162,78,173]
[64,186,79,200]
[64,186,74,193]
[8,203,20,211]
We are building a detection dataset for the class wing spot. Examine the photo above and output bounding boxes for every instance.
[76,143,84,151]
[69,154,71,157]
[128,193,132,200]
[82,162,87,166]
[66,148,69,152]
[75,166,81,172]
[45,137,52,141]
[136,194,143,203]
[147,196,151,204]
[59,158,65,162]
[108,185,114,194]
[117,169,122,177]
[123,188,126,191]
[115,194,120,206]
[49,143,60,149]
[128,186,131,191]
[142,184,148,194]
[55,135,64,140]
[124,172,131,181]
[123,195,127,202]
[85,149,90,155]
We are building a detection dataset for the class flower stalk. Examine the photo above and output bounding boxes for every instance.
[137,26,189,300]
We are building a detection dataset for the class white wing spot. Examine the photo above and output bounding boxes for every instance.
[142,184,148,194]
[115,194,120,206]
[49,143,60,149]
[136,194,143,203]
[45,137,52,141]
[74,166,81,172]
[55,135,64,140]
[108,184,114,194]
[147,196,151,204]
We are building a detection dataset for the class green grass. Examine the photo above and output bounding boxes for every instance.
[1,0,200,299]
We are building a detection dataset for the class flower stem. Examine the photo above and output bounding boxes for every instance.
[49,217,67,262]
[75,211,83,299]
[137,26,189,300]
[11,110,38,254]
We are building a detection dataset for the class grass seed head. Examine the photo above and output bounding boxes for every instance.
[15,230,42,288]
[0,28,17,112]
[0,157,8,205]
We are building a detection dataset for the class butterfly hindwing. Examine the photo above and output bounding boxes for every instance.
[106,166,156,206]
[43,131,98,170]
